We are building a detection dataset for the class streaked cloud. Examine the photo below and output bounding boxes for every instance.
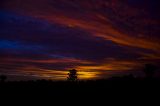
[0,0,160,80]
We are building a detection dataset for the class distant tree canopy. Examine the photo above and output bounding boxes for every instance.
[144,64,157,78]
[67,69,78,81]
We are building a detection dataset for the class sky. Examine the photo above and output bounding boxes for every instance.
[0,0,160,81]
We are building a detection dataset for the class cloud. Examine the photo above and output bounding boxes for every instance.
[0,0,160,80]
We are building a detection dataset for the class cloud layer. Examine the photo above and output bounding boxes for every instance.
[0,0,160,80]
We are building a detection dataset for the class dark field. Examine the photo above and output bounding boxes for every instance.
[1,77,160,97]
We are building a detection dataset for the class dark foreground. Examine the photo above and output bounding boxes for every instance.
[0,77,160,100]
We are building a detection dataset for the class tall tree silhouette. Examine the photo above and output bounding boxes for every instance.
[67,69,78,81]
[0,75,7,83]
[144,64,157,79]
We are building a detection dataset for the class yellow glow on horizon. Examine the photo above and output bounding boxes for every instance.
[16,66,100,80]
[78,71,100,79]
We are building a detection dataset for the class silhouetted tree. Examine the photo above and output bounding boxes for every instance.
[67,69,78,81]
[0,75,7,83]
[144,64,157,79]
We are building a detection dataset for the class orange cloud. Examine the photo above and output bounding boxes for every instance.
[4,0,160,52]
[75,59,142,72]
[32,12,160,53]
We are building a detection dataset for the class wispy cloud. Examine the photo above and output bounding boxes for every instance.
[0,0,160,80]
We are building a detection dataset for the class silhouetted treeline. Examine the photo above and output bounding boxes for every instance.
[0,64,160,99]
[0,76,160,103]
[0,75,160,91]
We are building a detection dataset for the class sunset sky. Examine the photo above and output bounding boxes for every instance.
[0,0,160,80]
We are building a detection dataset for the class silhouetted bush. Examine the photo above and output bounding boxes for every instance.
[67,69,78,81]
[144,64,157,79]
